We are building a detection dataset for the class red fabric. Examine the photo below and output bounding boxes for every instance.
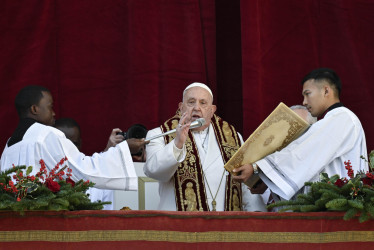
[0,0,215,155]
[1,210,374,249]
[241,0,374,151]
[0,0,373,158]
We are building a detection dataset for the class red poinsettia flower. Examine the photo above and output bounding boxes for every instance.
[362,177,373,186]
[45,179,61,193]
[66,178,75,187]
[334,179,345,187]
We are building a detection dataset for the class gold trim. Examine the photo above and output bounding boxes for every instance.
[1,230,374,243]
[138,177,157,210]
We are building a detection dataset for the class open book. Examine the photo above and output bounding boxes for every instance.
[224,102,310,187]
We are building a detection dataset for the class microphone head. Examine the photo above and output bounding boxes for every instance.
[196,118,205,126]
[190,118,206,129]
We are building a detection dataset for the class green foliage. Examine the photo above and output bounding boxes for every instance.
[364,150,374,171]
[325,198,348,210]
[299,204,319,212]
[347,199,364,210]
[268,167,374,223]
[343,208,358,220]
[0,163,111,215]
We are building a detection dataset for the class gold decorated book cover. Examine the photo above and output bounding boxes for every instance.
[224,102,310,187]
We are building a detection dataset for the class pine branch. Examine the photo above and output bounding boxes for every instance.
[343,208,358,221]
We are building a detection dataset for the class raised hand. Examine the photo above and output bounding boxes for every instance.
[104,128,125,152]
[174,111,192,149]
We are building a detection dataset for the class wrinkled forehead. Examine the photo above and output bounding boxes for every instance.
[183,87,213,102]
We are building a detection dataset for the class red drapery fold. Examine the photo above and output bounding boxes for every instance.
[241,0,374,151]
[0,0,373,157]
[0,0,216,155]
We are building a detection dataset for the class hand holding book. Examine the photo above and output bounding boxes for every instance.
[225,102,310,188]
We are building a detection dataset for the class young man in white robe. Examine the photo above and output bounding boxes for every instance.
[233,68,368,200]
[144,82,266,212]
[55,118,124,210]
[0,85,146,191]
[258,105,317,206]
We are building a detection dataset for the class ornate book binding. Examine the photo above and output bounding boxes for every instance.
[224,102,310,188]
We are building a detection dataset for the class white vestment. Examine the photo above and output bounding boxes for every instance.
[257,107,368,200]
[144,124,266,212]
[87,188,114,210]
[0,123,137,191]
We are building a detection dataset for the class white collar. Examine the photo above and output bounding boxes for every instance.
[193,126,209,135]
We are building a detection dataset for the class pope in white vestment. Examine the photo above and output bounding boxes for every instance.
[144,82,266,212]
[145,124,266,211]
[0,122,138,191]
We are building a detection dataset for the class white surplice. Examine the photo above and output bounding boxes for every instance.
[86,188,114,210]
[257,107,368,200]
[144,124,266,211]
[0,123,137,191]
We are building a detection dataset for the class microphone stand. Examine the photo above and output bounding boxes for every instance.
[145,118,205,142]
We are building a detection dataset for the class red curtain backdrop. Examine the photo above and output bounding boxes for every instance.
[0,0,216,155]
[1,0,374,158]
[241,0,374,152]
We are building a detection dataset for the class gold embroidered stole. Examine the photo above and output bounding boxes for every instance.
[161,114,242,211]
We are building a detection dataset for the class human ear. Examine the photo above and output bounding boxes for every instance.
[211,105,217,117]
[324,86,329,96]
[30,105,38,115]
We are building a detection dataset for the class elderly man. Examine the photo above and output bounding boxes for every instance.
[144,82,266,211]
[290,105,317,125]
[1,85,146,191]
[233,68,368,200]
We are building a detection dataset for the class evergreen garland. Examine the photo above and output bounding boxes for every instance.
[0,158,111,215]
[268,152,374,223]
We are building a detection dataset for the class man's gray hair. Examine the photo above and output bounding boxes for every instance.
[290,105,317,124]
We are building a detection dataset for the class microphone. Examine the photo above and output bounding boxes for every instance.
[145,118,206,142]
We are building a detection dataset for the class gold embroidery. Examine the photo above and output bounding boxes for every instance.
[222,121,236,146]
[232,189,241,211]
[172,120,179,130]
[246,104,308,151]
[184,182,198,211]
[163,114,241,211]
[2,230,374,243]
[211,115,242,211]
[263,135,275,146]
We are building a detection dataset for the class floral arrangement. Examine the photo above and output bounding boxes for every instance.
[268,151,374,223]
[0,157,110,214]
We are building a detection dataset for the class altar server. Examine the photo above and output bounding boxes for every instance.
[0,85,146,191]
[55,118,116,210]
[233,68,368,200]
[144,82,266,211]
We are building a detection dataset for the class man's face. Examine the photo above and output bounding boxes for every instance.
[56,126,82,150]
[35,91,56,126]
[302,79,328,117]
[179,87,216,131]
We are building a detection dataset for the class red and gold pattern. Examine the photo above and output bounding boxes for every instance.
[161,113,241,211]
[1,210,374,250]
